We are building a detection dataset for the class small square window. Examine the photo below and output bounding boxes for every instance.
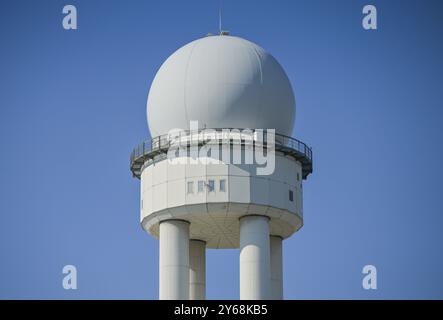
[198,180,204,193]
[220,179,226,192]
[289,190,294,202]
[208,179,215,192]
[187,181,194,194]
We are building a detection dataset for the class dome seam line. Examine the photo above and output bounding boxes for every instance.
[249,43,265,129]
[183,41,199,127]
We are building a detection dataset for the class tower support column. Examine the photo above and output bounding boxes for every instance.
[159,220,190,300]
[270,235,283,300]
[189,239,206,300]
[239,215,271,300]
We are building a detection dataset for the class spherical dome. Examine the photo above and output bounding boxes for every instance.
[147,35,295,137]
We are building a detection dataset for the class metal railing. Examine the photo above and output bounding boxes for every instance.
[130,128,313,179]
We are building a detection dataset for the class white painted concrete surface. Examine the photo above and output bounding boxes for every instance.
[189,240,206,300]
[159,220,190,300]
[270,236,283,300]
[239,215,271,300]
[140,152,303,248]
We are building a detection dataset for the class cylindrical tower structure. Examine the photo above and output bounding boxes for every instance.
[189,240,206,300]
[159,220,190,300]
[130,34,313,300]
[239,215,271,300]
[270,236,283,300]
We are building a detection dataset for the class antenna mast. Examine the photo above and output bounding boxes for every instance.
[219,0,222,35]
[218,0,229,35]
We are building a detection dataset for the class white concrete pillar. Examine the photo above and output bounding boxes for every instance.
[239,215,271,300]
[159,220,190,300]
[189,239,206,300]
[270,236,283,300]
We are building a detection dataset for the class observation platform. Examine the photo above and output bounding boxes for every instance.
[130,129,313,179]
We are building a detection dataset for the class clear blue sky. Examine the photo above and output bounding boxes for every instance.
[1,0,443,299]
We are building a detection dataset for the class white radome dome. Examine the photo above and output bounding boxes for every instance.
[147,35,295,137]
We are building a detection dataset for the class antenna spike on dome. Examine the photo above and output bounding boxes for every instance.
[218,0,230,36]
[219,0,222,35]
